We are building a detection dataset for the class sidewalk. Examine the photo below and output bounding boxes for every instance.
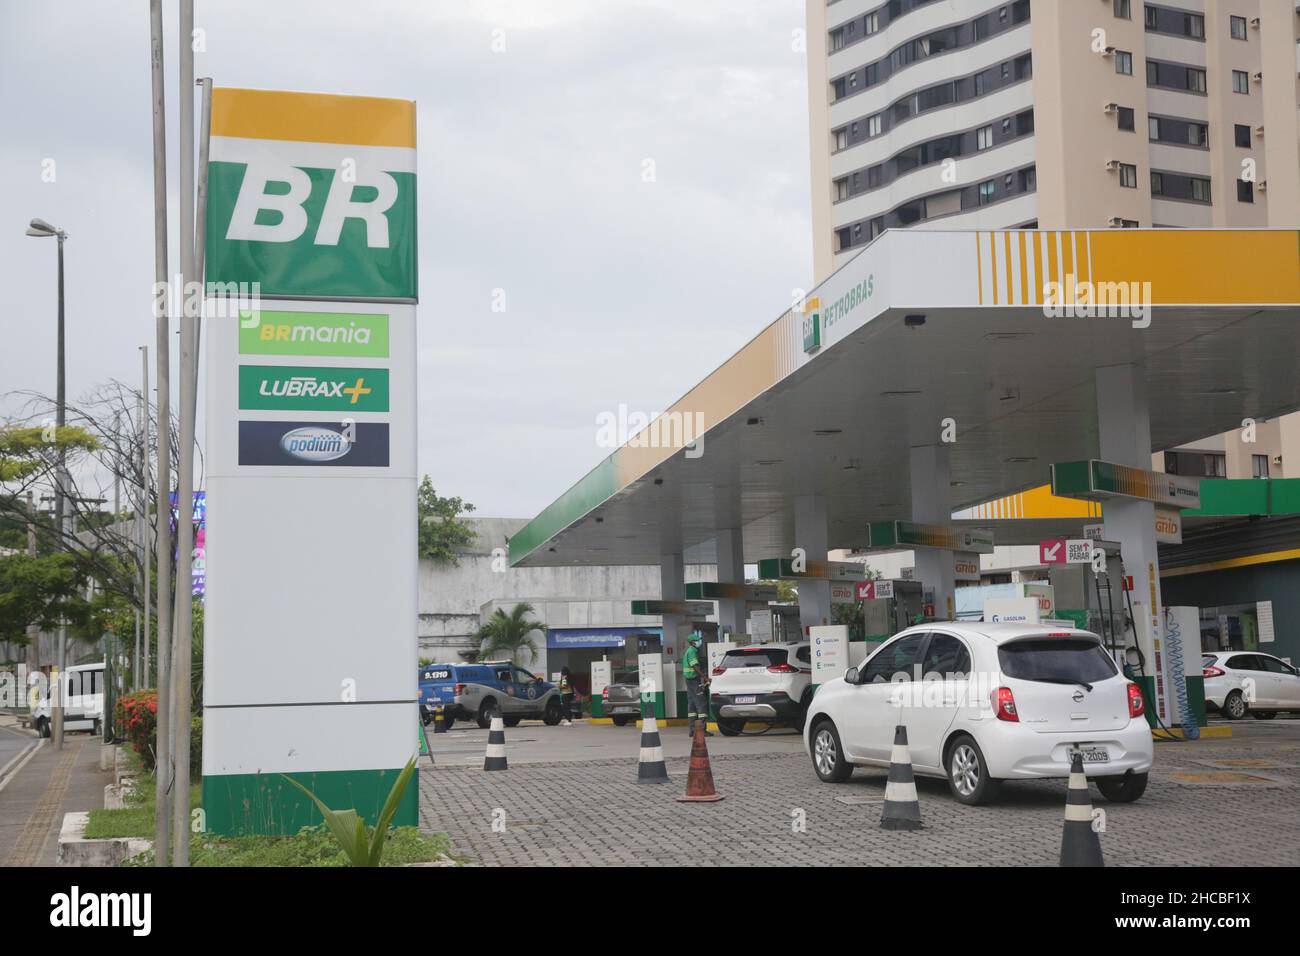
[0,724,112,866]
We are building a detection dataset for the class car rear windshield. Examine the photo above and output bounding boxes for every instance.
[998,639,1118,684]
[720,648,786,668]
[1201,655,1217,668]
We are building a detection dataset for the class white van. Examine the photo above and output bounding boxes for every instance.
[31,661,106,738]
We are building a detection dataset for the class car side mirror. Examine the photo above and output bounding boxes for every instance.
[845,666,859,685]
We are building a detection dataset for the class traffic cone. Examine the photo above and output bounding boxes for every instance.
[879,725,922,830]
[1059,753,1103,867]
[433,706,448,734]
[483,715,508,771]
[636,701,669,784]
[677,720,724,802]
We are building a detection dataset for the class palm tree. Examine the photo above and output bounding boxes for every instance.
[475,602,546,665]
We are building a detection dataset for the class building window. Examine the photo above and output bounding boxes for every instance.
[1114,0,1131,18]
[1230,15,1247,40]
[1119,219,1139,228]
[1151,171,1164,195]
[1206,454,1226,477]
[834,128,848,151]
[1118,106,1135,131]
[1185,13,1204,39]
[1234,123,1251,148]
[1020,167,1036,192]
[1119,163,1138,188]
[1144,5,1158,30]
[978,180,996,205]
[1232,70,1249,94]
[865,12,878,35]
[974,72,987,96]
[1253,454,1269,478]
[831,28,846,52]
[1188,68,1207,93]
[835,178,849,201]
[1191,177,1211,202]
[1238,179,1254,203]
[1115,50,1133,75]
[1148,116,1160,140]
[977,125,994,150]
[1188,123,1208,147]
[868,114,882,137]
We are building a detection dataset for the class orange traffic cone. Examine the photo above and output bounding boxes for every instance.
[677,720,724,803]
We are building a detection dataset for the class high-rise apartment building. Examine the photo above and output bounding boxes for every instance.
[806,0,1300,282]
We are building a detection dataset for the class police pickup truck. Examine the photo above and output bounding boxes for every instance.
[419,661,564,729]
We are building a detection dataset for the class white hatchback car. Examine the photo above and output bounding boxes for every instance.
[804,622,1154,805]
[1202,651,1300,719]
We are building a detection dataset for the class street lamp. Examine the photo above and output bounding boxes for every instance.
[27,217,69,749]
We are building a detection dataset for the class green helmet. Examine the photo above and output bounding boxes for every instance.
[688,631,703,646]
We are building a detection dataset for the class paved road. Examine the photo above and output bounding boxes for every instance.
[419,719,1300,866]
[0,725,36,774]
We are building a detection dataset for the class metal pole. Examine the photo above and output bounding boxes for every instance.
[25,493,38,697]
[194,77,212,377]
[149,0,173,866]
[54,232,66,751]
[140,347,151,690]
[171,0,196,867]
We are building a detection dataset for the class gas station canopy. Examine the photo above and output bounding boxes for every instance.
[510,229,1300,568]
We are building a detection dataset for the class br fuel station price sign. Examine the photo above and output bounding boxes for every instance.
[201,87,420,836]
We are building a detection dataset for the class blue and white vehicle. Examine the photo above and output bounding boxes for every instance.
[419,661,563,729]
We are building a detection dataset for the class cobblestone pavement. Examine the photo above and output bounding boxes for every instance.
[418,721,1300,866]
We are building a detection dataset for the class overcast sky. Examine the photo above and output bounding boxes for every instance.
[0,0,812,518]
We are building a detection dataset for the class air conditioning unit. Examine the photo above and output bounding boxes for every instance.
[1102,46,1117,57]
[1104,159,1122,171]
[1103,102,1119,114]
[1108,216,1125,227]
[1259,180,1268,192]
[1253,71,1263,82]
[1250,16,1261,28]
[1256,124,1265,135]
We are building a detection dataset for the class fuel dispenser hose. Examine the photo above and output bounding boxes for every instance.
[1119,576,1185,742]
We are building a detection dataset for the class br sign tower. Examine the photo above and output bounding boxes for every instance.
[202,88,419,834]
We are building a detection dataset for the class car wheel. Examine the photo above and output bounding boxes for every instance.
[611,715,631,727]
[1096,771,1148,803]
[477,699,499,729]
[1223,690,1247,720]
[810,719,852,783]
[1252,711,1276,720]
[946,735,1001,806]
[542,698,562,726]
[716,718,744,737]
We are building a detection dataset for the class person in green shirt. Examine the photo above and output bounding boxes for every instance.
[682,632,713,737]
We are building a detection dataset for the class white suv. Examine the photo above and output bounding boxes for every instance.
[804,623,1154,805]
[708,642,813,735]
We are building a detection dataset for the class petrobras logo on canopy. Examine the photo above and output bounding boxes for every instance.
[205,88,418,302]
[238,365,389,412]
[239,420,390,467]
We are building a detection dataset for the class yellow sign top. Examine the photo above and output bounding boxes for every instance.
[211,87,416,148]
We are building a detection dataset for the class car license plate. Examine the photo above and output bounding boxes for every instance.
[735,696,756,705]
[1071,747,1109,764]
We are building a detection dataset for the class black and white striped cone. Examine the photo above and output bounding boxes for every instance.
[483,715,508,771]
[879,725,922,831]
[1060,753,1103,866]
[636,702,669,784]
[433,707,448,734]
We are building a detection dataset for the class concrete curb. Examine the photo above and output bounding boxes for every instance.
[57,812,152,867]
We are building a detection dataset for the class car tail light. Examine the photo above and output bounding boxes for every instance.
[453,683,465,697]
[711,666,725,676]
[1127,682,1145,718]
[1203,665,1225,678]
[767,662,799,674]
[992,686,1019,722]
[601,686,609,699]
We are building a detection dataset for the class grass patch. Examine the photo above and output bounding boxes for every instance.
[85,774,201,839]
[123,826,454,867]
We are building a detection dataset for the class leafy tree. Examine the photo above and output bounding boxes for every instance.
[475,602,545,665]
[417,477,475,565]
[0,551,93,643]
[752,578,798,603]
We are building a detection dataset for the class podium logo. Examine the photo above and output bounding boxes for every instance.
[240,420,390,467]
[239,310,389,358]
[239,366,389,412]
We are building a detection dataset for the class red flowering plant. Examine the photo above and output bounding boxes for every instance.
[115,691,159,771]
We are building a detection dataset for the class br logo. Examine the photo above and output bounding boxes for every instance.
[227,160,398,249]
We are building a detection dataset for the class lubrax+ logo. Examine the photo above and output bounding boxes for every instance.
[238,366,389,412]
